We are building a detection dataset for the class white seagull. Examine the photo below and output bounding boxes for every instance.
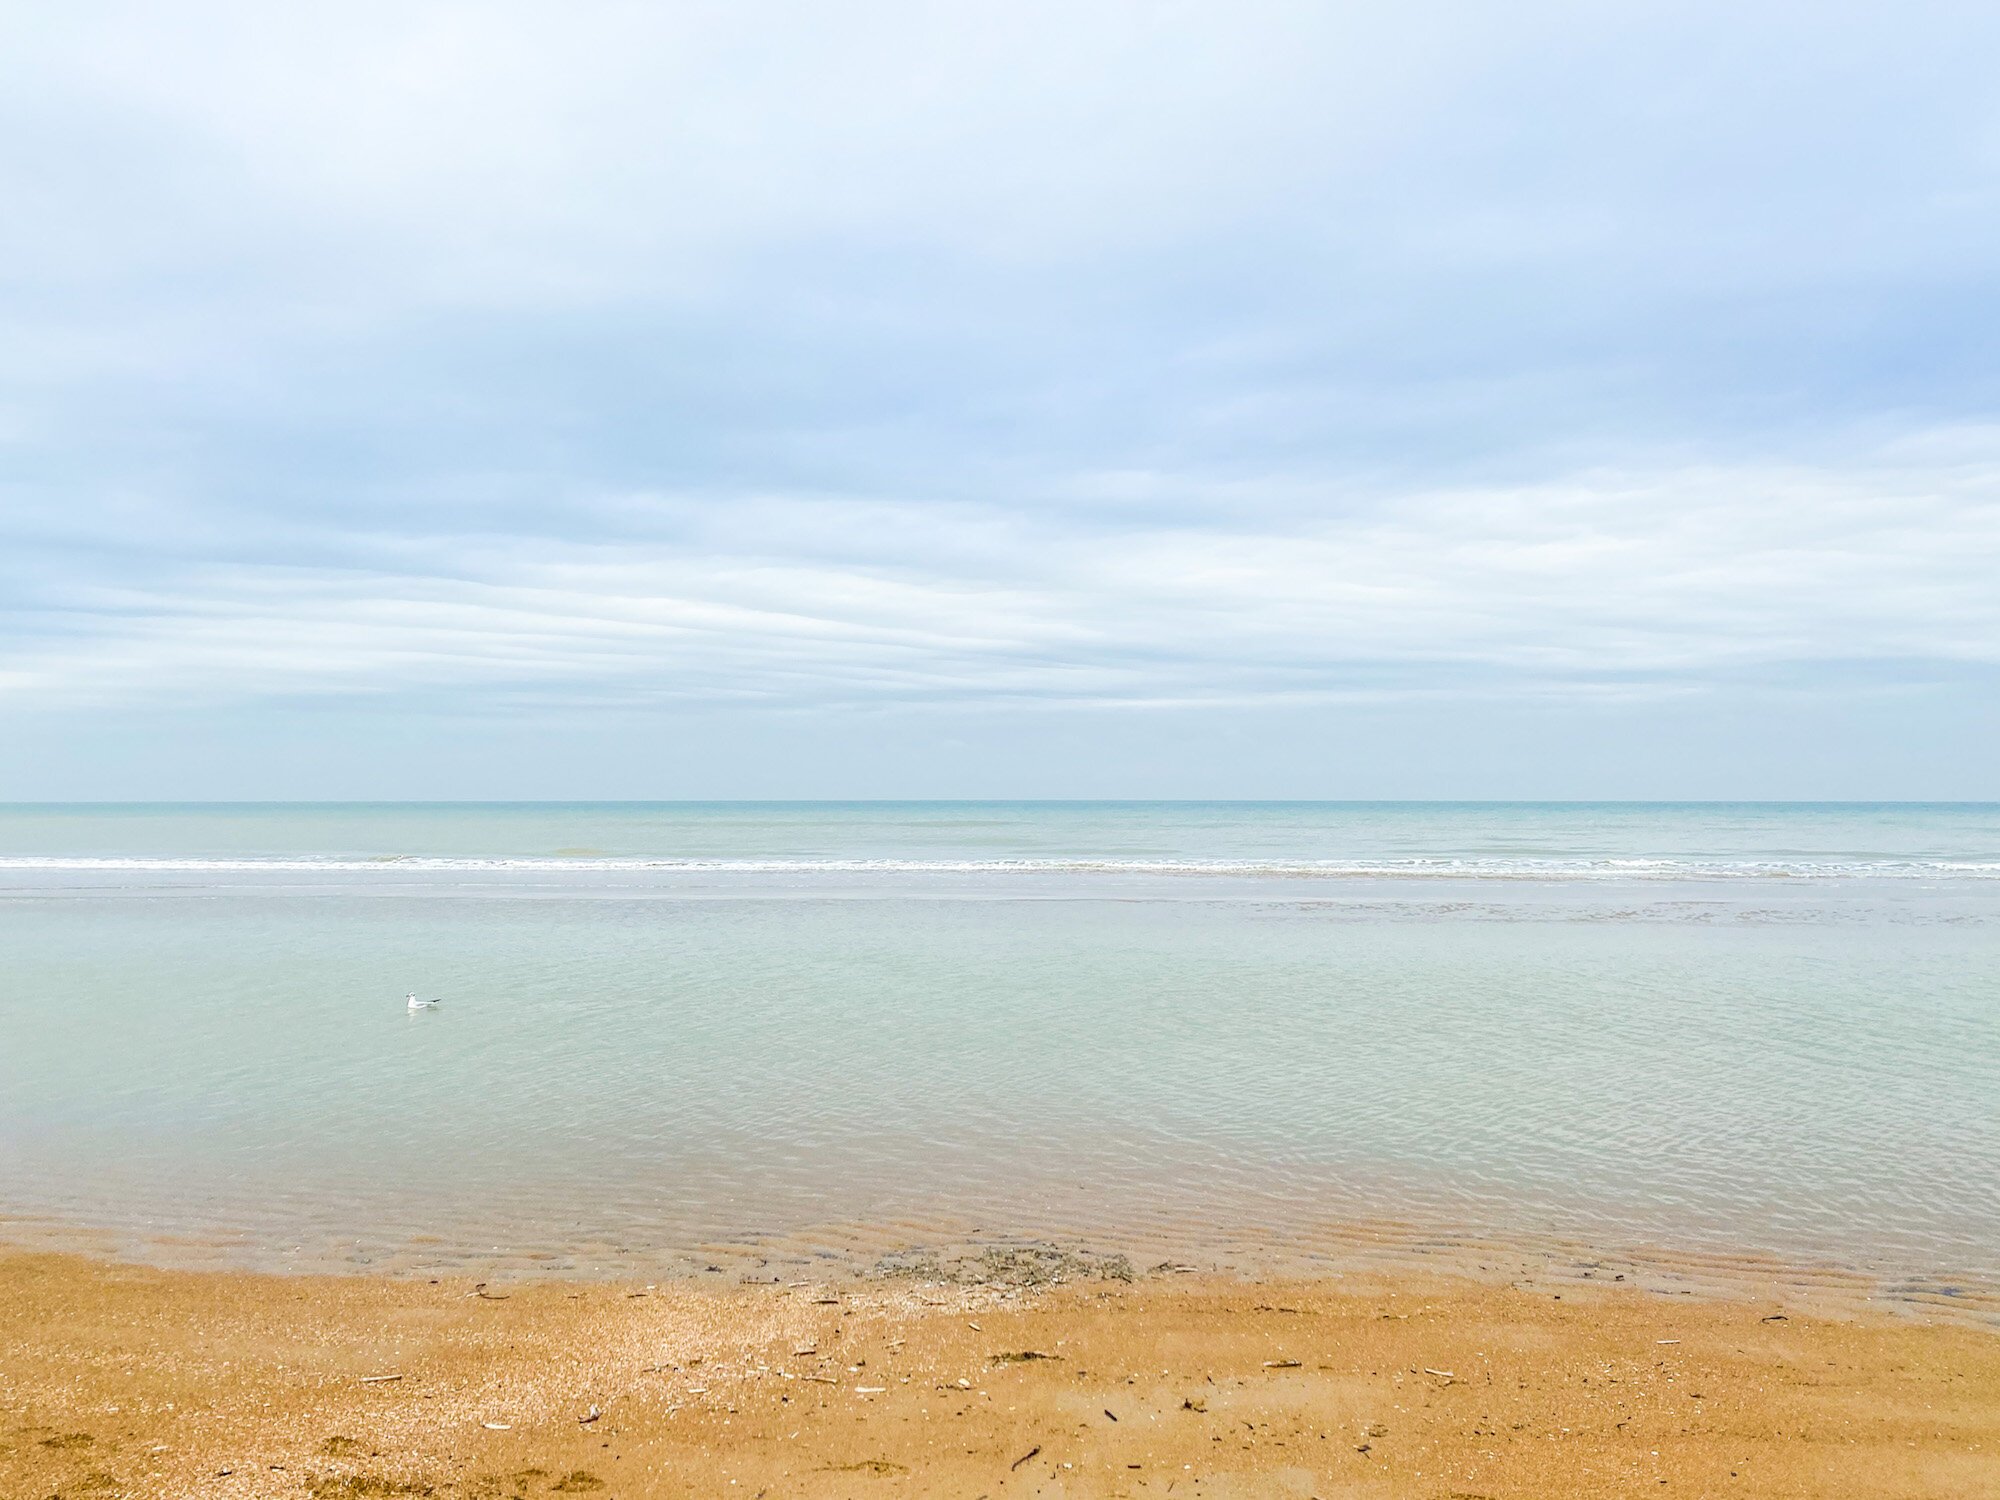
[406,992,441,1011]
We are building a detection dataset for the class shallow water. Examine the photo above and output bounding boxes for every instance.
[2,803,1996,1287]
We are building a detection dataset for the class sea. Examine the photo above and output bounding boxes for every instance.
[2,802,1996,1300]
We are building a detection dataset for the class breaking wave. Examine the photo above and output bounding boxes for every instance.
[3,855,1998,879]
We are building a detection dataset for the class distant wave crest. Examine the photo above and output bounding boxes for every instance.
[2,855,1998,879]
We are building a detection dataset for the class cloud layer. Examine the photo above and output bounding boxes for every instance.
[3,1,1998,790]
[12,438,1999,712]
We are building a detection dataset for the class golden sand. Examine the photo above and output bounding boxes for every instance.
[2,1249,1995,1499]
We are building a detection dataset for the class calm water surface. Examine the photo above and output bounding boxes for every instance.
[2,803,1996,1284]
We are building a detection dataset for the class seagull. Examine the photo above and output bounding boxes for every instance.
[406,992,441,1011]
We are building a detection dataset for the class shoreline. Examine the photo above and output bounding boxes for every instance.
[6,1209,1996,1333]
[4,1245,1996,1499]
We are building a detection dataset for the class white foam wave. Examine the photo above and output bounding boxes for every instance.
[2,855,1998,879]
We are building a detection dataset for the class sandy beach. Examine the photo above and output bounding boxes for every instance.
[4,1249,1995,1500]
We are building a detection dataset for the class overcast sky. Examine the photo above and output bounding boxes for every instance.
[4,0,1998,798]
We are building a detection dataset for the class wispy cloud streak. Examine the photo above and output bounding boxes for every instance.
[9,441,1997,709]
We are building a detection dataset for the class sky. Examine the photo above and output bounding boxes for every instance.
[3,0,1998,799]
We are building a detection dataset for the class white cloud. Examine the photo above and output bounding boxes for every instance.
[1,2,1489,303]
[8,437,1996,711]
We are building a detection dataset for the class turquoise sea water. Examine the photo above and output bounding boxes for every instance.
[2,803,1996,1286]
